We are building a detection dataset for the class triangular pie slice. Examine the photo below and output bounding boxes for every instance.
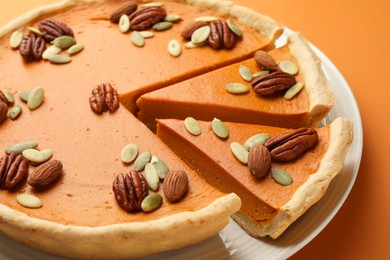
[137,32,334,130]
[156,117,353,238]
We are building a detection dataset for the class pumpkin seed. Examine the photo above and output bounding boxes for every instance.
[164,14,181,22]
[244,133,269,150]
[194,16,219,22]
[5,91,14,104]
[184,117,202,136]
[8,104,22,120]
[67,43,84,55]
[141,193,162,212]
[144,163,159,191]
[191,25,211,44]
[27,27,43,36]
[252,70,270,78]
[271,168,293,186]
[6,141,38,155]
[239,65,253,82]
[9,29,23,48]
[168,39,181,57]
[27,86,45,110]
[284,82,304,100]
[225,83,249,94]
[119,14,130,33]
[48,54,72,64]
[140,2,164,8]
[131,31,145,47]
[42,45,62,59]
[152,21,173,31]
[134,151,152,171]
[139,31,154,38]
[51,35,76,49]
[227,18,242,37]
[16,193,42,208]
[18,91,30,102]
[22,148,52,164]
[279,60,299,75]
[120,143,138,163]
[152,156,169,179]
[230,142,249,164]
[184,41,205,49]
[212,118,229,139]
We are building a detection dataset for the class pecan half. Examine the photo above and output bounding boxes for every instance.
[110,1,138,23]
[181,21,208,39]
[0,153,28,189]
[0,90,8,106]
[254,50,279,71]
[0,101,7,124]
[38,19,74,42]
[208,20,236,49]
[19,33,46,61]
[89,83,120,114]
[265,128,318,162]
[251,70,297,96]
[128,7,166,31]
[113,170,149,212]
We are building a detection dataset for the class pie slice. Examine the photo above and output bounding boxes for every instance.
[137,32,335,130]
[156,117,353,238]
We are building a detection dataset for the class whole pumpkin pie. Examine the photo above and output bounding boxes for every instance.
[156,117,353,238]
[137,32,334,130]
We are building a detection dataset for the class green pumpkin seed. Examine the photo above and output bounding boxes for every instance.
[16,193,42,208]
[119,14,130,33]
[144,163,159,191]
[153,21,173,31]
[194,16,219,22]
[141,193,163,212]
[67,43,84,55]
[27,86,44,110]
[6,141,38,155]
[191,25,211,44]
[230,142,249,164]
[279,60,299,75]
[139,31,154,38]
[51,35,76,49]
[42,45,62,59]
[48,54,72,64]
[168,39,181,57]
[134,151,152,171]
[120,143,138,163]
[140,2,164,8]
[184,117,202,136]
[227,18,242,37]
[271,168,293,186]
[8,104,22,120]
[184,41,205,49]
[164,14,181,22]
[212,118,229,139]
[252,70,270,78]
[284,82,304,100]
[131,31,145,47]
[152,156,169,179]
[239,65,253,82]
[244,133,269,150]
[5,91,14,104]
[27,27,43,36]
[9,29,23,48]
[18,91,30,102]
[225,83,249,94]
[22,148,52,164]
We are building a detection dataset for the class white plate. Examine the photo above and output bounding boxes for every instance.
[0,31,363,259]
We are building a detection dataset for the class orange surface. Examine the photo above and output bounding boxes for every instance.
[0,0,389,259]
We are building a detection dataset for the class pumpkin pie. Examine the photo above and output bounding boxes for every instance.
[137,32,334,130]
[156,117,353,238]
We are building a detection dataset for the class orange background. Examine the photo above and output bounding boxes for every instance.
[0,0,389,259]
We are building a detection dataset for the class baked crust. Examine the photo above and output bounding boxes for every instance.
[232,117,353,238]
